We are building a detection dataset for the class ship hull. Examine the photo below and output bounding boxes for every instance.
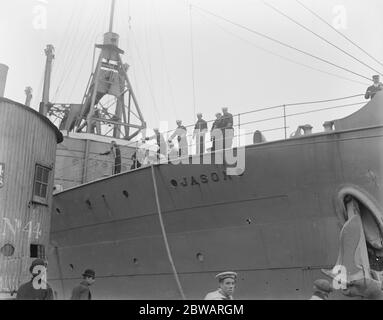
[49,125,383,299]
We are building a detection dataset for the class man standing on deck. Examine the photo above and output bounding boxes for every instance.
[221,107,234,149]
[130,151,141,169]
[193,113,208,154]
[16,259,54,300]
[205,271,237,300]
[365,75,383,99]
[71,269,96,300]
[145,128,167,159]
[168,120,188,157]
[211,112,223,152]
[100,141,121,175]
[168,141,179,162]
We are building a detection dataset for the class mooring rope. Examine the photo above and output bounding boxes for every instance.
[150,164,186,300]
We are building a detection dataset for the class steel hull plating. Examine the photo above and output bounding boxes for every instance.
[48,124,383,299]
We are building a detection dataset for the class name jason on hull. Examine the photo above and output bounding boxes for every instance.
[170,170,238,188]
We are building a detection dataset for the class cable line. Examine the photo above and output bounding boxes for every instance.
[190,4,372,81]
[152,0,178,120]
[150,165,186,300]
[284,94,365,107]
[196,12,369,87]
[130,32,160,121]
[189,3,197,118]
[262,1,383,76]
[295,0,383,70]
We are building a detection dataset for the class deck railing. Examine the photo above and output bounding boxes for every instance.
[54,93,367,185]
[152,94,365,155]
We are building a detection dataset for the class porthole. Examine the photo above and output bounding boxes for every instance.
[0,244,15,257]
[85,199,92,209]
[196,253,204,262]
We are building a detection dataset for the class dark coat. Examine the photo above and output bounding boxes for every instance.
[16,280,54,300]
[211,118,223,132]
[365,84,382,99]
[70,281,92,300]
[194,119,208,131]
[221,112,234,129]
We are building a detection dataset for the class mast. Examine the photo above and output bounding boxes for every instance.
[69,0,145,140]
[0,63,9,98]
[109,0,116,33]
[25,87,33,107]
[40,44,55,115]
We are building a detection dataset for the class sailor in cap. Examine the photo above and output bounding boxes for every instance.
[99,140,121,175]
[168,120,188,157]
[309,279,333,300]
[220,107,234,149]
[365,75,383,99]
[204,271,237,300]
[193,113,208,154]
[145,127,167,159]
[210,112,223,151]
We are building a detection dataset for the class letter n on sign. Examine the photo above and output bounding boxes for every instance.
[0,163,4,188]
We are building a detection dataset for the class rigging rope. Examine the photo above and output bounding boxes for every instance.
[68,9,105,100]
[287,101,365,117]
[144,1,154,88]
[150,164,186,300]
[58,11,100,100]
[190,4,372,81]
[295,0,383,70]
[196,12,369,87]
[152,0,178,120]
[53,1,88,101]
[54,0,109,103]
[189,3,197,118]
[51,2,80,101]
[262,1,383,76]
[284,93,365,107]
[130,32,160,121]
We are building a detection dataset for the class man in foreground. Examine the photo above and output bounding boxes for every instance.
[71,269,96,300]
[205,271,237,300]
[16,258,54,300]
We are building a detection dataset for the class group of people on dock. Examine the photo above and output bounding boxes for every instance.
[15,259,95,300]
[15,259,238,300]
[13,258,383,300]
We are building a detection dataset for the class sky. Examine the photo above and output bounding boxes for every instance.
[1,0,383,143]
